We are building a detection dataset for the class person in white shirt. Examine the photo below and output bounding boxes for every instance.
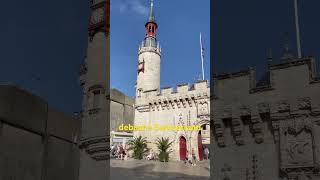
[147,149,154,160]
[204,147,209,160]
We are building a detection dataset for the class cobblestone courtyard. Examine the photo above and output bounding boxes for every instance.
[110,159,210,180]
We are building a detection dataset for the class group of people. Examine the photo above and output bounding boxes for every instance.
[184,147,210,166]
[185,148,197,166]
[110,144,127,160]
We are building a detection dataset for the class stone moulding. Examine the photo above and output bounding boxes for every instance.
[144,94,209,112]
[136,104,150,112]
[79,135,109,161]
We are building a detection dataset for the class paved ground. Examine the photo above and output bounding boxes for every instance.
[110,159,210,180]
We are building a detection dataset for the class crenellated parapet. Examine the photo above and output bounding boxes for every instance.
[213,57,320,97]
[136,80,210,113]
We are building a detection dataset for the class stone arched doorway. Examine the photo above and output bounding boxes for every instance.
[198,131,204,161]
[179,136,187,161]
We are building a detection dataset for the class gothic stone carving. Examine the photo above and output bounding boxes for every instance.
[298,97,311,110]
[277,100,290,112]
[279,116,316,177]
[232,118,244,145]
[251,116,264,144]
[197,99,209,116]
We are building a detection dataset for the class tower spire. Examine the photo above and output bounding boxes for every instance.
[144,0,158,38]
[149,0,155,22]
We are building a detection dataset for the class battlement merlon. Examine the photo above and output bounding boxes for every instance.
[213,57,320,96]
[158,80,209,95]
[136,80,210,106]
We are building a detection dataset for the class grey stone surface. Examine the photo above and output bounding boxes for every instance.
[110,88,126,104]
[47,107,80,142]
[0,84,47,134]
[0,84,80,180]
[110,88,134,132]
[0,124,43,180]
[211,58,320,180]
[45,137,79,180]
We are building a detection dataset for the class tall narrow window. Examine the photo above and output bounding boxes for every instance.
[93,90,100,108]
[137,89,142,98]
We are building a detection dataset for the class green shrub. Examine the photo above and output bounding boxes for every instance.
[127,136,149,160]
[155,137,173,162]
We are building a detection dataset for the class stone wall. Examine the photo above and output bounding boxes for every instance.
[110,88,134,132]
[134,80,210,161]
[0,84,80,180]
[211,58,320,180]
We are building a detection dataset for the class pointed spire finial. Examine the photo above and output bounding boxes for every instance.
[148,0,155,22]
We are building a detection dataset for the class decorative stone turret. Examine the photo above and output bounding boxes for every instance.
[136,0,161,97]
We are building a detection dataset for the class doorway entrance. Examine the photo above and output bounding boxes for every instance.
[198,131,204,161]
[179,136,187,161]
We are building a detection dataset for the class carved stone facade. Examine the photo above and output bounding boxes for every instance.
[133,1,210,161]
[212,57,320,180]
[134,81,210,161]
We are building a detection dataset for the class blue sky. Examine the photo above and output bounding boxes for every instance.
[110,0,210,98]
[213,0,320,78]
[2,0,319,114]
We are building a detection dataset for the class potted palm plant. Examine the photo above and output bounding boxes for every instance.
[155,137,173,162]
[127,136,149,160]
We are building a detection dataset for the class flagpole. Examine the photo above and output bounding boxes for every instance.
[200,32,205,80]
[294,0,302,59]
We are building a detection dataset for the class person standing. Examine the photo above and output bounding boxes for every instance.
[191,148,196,166]
[187,151,193,165]
[116,145,121,159]
[204,147,209,160]
[110,144,115,157]
[119,145,125,160]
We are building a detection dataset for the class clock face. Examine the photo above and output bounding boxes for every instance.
[90,7,104,25]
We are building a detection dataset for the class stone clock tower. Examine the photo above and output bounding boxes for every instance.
[78,0,109,179]
[136,0,161,100]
